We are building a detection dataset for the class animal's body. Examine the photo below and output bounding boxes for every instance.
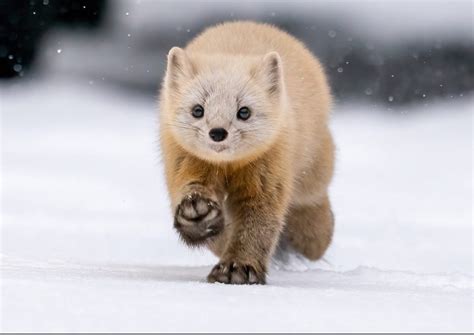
[159,21,335,284]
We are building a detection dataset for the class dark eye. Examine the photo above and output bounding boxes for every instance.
[191,105,204,118]
[237,106,251,120]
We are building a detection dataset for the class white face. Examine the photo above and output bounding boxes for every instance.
[171,71,279,162]
[164,49,284,163]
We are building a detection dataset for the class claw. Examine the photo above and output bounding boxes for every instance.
[207,261,266,285]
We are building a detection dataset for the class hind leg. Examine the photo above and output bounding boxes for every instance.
[284,196,334,260]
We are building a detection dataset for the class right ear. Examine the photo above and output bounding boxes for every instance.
[165,47,194,88]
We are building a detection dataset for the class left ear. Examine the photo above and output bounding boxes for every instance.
[258,51,284,97]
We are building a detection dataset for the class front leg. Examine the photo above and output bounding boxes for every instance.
[207,174,289,284]
[207,197,285,284]
[163,147,226,247]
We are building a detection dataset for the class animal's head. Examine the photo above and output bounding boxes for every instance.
[161,47,287,163]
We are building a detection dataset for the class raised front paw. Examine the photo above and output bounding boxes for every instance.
[207,261,266,285]
[174,191,224,246]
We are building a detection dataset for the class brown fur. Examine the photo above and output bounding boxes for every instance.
[159,21,335,284]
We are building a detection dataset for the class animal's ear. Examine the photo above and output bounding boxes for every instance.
[258,51,284,97]
[165,47,194,88]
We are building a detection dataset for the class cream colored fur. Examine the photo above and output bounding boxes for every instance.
[159,21,335,284]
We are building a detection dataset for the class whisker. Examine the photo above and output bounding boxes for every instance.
[164,122,205,136]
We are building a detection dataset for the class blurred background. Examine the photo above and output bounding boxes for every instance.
[1,1,473,331]
[1,0,473,105]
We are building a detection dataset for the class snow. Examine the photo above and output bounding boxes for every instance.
[1,77,472,332]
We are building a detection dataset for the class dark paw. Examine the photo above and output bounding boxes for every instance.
[207,261,266,285]
[174,192,224,246]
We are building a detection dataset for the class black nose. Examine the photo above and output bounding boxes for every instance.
[209,128,228,142]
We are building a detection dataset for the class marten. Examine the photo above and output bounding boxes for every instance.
[159,21,335,284]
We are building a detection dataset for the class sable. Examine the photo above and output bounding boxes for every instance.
[159,21,335,284]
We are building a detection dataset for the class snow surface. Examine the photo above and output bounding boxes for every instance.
[1,77,472,332]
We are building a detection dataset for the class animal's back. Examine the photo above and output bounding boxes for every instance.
[186,21,333,200]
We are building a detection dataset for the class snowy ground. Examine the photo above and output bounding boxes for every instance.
[1,77,472,332]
